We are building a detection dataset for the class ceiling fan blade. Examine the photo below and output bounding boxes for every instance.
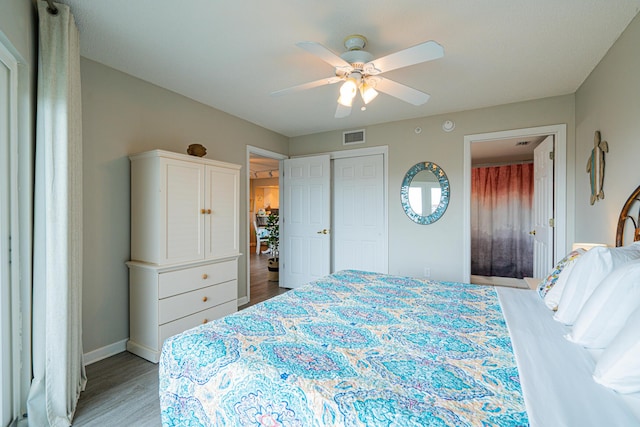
[296,41,352,69]
[271,76,342,97]
[366,40,444,74]
[335,103,352,118]
[375,77,430,105]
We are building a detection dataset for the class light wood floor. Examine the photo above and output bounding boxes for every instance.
[240,248,289,309]
[73,351,160,426]
[73,251,289,426]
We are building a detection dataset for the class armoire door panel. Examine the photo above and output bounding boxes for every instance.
[206,166,239,259]
[164,160,205,263]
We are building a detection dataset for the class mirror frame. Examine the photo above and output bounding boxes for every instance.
[400,161,450,225]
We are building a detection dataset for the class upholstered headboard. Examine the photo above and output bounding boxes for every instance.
[616,185,640,247]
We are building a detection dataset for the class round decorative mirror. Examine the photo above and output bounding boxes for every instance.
[400,162,450,224]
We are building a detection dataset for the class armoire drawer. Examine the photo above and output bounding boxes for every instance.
[158,259,237,298]
[159,299,237,344]
[158,279,237,324]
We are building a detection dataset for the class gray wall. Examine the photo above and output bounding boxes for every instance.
[290,95,576,281]
[0,0,35,60]
[81,58,288,354]
[575,12,640,245]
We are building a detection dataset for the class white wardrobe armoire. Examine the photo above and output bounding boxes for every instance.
[126,149,241,362]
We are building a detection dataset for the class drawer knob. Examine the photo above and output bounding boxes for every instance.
[201,208,206,214]
[202,296,208,302]
[202,274,208,279]
[203,319,209,324]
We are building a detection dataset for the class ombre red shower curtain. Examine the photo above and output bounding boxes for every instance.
[471,164,534,279]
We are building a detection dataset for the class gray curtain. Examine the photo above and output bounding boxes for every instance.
[27,2,86,426]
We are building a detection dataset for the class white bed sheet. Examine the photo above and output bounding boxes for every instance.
[497,287,640,427]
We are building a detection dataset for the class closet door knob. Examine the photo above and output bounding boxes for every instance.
[201,209,206,214]
[207,209,212,214]
[529,230,536,235]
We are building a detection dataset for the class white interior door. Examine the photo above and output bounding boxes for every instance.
[333,154,387,273]
[533,135,555,277]
[282,155,331,288]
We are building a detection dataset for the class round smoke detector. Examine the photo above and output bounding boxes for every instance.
[442,120,455,132]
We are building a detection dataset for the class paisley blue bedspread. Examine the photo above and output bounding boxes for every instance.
[159,270,528,426]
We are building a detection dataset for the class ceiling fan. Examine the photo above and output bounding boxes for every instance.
[271,34,444,118]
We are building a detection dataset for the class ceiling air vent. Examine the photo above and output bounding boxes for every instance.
[343,129,365,145]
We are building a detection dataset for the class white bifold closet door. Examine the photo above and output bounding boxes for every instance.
[282,153,387,289]
[332,154,387,273]
[282,155,331,289]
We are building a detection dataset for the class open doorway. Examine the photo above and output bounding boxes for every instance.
[244,147,288,308]
[463,125,568,284]
[469,135,546,286]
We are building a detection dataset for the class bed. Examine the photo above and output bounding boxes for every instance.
[159,188,640,426]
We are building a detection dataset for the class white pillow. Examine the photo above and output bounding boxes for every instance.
[543,257,580,310]
[566,259,640,348]
[593,305,640,393]
[554,242,640,325]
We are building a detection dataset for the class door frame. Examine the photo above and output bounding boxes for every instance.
[243,146,287,306]
[462,124,567,282]
[291,145,389,274]
[0,37,23,427]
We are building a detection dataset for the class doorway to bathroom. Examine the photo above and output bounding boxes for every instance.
[463,125,568,284]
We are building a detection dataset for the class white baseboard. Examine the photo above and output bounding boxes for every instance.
[237,296,249,306]
[84,338,128,365]
[126,340,160,363]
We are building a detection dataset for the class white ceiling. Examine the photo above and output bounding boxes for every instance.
[61,0,640,137]
[471,136,547,166]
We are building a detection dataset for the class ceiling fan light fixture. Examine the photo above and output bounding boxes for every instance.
[360,83,378,104]
[337,94,353,107]
[340,74,359,97]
